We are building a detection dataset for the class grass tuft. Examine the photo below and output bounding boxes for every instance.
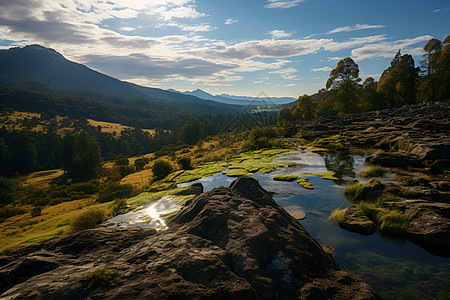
[328,208,345,224]
[359,166,387,178]
[344,182,364,203]
[70,208,105,233]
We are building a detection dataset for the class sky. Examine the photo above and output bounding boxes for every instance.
[0,0,448,98]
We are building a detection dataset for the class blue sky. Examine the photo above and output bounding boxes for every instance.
[0,0,448,97]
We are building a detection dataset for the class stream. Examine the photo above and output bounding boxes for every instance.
[109,148,450,299]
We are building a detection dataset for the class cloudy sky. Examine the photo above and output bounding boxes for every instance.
[0,0,448,97]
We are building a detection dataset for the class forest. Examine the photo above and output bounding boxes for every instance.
[277,36,450,124]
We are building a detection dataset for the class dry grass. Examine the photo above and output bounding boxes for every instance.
[87,119,157,137]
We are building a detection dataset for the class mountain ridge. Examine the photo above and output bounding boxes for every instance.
[0,45,240,115]
[170,88,297,106]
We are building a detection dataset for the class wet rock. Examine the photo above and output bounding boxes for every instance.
[0,178,379,299]
[335,206,377,236]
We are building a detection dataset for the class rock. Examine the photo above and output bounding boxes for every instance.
[0,177,379,299]
[336,206,377,236]
[174,182,204,195]
[403,201,450,257]
[366,152,424,168]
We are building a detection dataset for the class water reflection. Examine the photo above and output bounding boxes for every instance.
[106,195,181,230]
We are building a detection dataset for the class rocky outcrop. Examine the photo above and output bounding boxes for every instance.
[293,101,450,168]
[0,177,379,299]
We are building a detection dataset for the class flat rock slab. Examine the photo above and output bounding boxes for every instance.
[0,177,379,300]
[337,206,377,236]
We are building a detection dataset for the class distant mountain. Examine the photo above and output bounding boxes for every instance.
[170,88,297,106]
[0,45,239,115]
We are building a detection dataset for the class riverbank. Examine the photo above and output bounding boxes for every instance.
[291,101,450,256]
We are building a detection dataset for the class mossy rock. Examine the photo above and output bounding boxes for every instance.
[226,168,252,177]
[297,177,314,189]
[273,175,298,182]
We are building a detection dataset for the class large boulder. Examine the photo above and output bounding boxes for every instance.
[0,177,380,299]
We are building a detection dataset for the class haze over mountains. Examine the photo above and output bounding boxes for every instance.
[0,45,241,115]
[168,88,297,106]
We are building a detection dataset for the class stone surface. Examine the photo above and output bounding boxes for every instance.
[336,206,377,236]
[292,101,450,167]
[0,177,379,299]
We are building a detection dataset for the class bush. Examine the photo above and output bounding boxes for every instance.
[77,268,118,289]
[134,157,147,172]
[0,206,25,223]
[152,160,173,181]
[30,206,42,217]
[70,208,105,232]
[359,166,387,178]
[98,182,134,203]
[177,157,192,170]
[110,198,127,216]
[115,157,129,166]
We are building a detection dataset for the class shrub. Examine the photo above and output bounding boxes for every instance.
[152,160,173,181]
[177,157,192,170]
[70,208,105,233]
[134,157,147,172]
[98,182,134,203]
[359,166,387,178]
[30,206,42,217]
[114,157,129,166]
[110,198,127,216]
[0,206,25,223]
[77,268,118,289]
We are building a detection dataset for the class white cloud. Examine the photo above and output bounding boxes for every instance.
[162,22,216,32]
[351,35,432,60]
[312,67,332,72]
[120,26,135,32]
[432,8,449,13]
[265,0,305,9]
[269,30,293,38]
[270,67,298,80]
[328,23,385,34]
[225,18,238,25]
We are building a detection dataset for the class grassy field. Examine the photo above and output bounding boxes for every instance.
[87,119,157,137]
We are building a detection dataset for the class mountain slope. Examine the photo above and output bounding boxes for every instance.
[171,88,296,106]
[0,45,239,115]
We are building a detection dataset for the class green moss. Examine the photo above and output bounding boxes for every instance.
[77,268,118,290]
[273,175,298,182]
[300,171,339,181]
[226,168,252,177]
[359,166,387,178]
[297,177,314,189]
